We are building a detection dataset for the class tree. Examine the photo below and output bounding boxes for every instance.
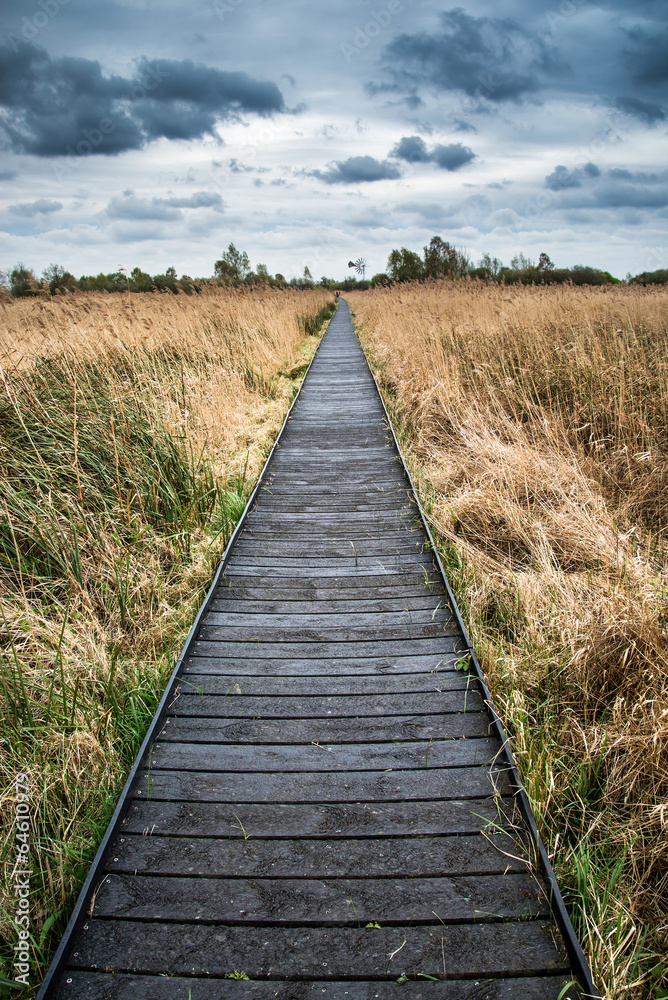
[423,236,462,278]
[387,248,424,283]
[10,263,42,297]
[477,253,503,276]
[42,263,78,294]
[130,266,152,292]
[509,252,535,270]
[214,243,251,280]
[537,252,554,271]
[370,272,390,287]
[255,263,271,282]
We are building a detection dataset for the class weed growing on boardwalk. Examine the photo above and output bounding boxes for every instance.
[349,280,668,1000]
[0,286,334,991]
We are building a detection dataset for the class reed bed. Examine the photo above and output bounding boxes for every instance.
[0,286,334,992]
[348,281,668,1000]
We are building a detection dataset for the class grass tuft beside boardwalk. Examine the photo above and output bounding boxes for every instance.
[348,280,668,1000]
[0,286,335,995]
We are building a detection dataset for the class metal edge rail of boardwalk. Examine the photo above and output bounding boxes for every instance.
[35,306,335,1000]
[350,302,600,1000]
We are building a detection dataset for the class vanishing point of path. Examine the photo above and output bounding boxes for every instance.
[41,301,596,999]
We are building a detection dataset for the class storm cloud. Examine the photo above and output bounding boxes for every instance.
[613,96,667,124]
[0,43,285,157]
[375,8,565,103]
[391,136,476,171]
[311,156,402,184]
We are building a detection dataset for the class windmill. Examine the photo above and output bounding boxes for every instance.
[348,257,369,280]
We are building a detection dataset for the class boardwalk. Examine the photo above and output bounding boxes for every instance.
[43,301,595,998]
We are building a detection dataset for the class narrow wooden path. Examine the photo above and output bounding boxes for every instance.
[43,301,596,999]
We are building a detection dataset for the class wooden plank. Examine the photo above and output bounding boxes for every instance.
[231,542,428,557]
[93,872,548,923]
[219,573,444,590]
[148,738,500,773]
[183,653,463,675]
[157,713,492,744]
[222,557,437,570]
[105,832,530,878]
[190,639,459,660]
[121,797,513,838]
[176,672,474,695]
[197,623,457,644]
[52,972,580,1000]
[222,566,441,580]
[208,595,451,613]
[167,690,486,718]
[201,610,452,630]
[215,584,448,601]
[67,922,568,979]
[134,765,511,803]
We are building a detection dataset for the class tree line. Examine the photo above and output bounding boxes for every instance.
[1,238,665,298]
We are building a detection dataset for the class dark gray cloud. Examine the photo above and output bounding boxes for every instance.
[8,198,63,217]
[311,156,402,184]
[391,135,476,171]
[375,8,565,103]
[545,163,668,210]
[0,43,285,157]
[623,24,668,87]
[431,143,476,170]
[391,135,430,163]
[106,190,224,220]
[613,96,667,124]
[546,162,600,191]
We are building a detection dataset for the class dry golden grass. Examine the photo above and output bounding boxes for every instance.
[0,286,334,991]
[348,280,668,1000]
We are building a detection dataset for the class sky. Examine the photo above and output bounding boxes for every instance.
[0,0,666,281]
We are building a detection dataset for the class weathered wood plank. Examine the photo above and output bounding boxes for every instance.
[167,689,486,718]
[201,610,453,630]
[52,972,580,1000]
[148,738,500,773]
[157,713,491,744]
[106,832,530,878]
[183,653,462,675]
[209,595,453,613]
[176,672,474,695]
[197,623,458,644]
[93,872,548,923]
[67,922,568,979]
[190,638,460,660]
[121,797,512,838]
[134,765,511,803]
